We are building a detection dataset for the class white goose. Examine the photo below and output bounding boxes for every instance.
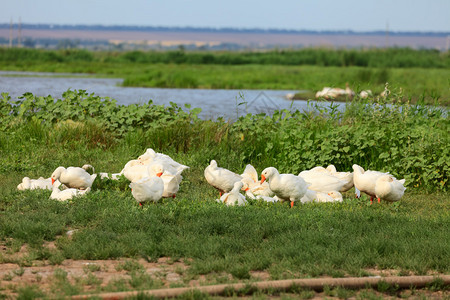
[301,189,343,203]
[261,167,308,208]
[298,169,347,193]
[204,160,243,195]
[216,181,247,206]
[138,148,189,174]
[51,166,97,190]
[147,162,182,198]
[129,164,164,206]
[240,164,273,198]
[325,165,354,192]
[352,164,389,203]
[375,175,406,202]
[50,180,90,201]
[121,160,148,182]
[17,177,53,190]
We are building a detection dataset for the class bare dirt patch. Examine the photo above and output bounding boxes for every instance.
[0,242,448,298]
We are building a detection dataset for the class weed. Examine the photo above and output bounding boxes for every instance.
[426,277,447,291]
[2,273,13,281]
[16,285,45,300]
[83,263,102,273]
[116,260,144,273]
[13,267,25,276]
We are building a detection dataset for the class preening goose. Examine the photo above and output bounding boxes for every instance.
[352,164,389,204]
[148,162,181,198]
[51,166,97,190]
[216,181,247,206]
[129,165,164,206]
[240,164,273,198]
[375,175,406,202]
[204,160,243,195]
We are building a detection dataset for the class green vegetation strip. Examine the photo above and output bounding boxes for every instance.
[0,48,449,104]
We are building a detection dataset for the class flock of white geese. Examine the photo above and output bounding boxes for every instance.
[16,148,406,207]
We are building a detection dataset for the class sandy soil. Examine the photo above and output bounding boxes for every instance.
[0,241,447,298]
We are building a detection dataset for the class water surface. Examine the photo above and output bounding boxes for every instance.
[0,71,344,119]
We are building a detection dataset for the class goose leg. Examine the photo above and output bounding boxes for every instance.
[377,197,381,203]
[370,197,373,205]
[290,201,294,208]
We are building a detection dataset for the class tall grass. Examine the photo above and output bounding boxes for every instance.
[1,47,448,68]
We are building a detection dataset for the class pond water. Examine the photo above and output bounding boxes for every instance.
[0,71,345,120]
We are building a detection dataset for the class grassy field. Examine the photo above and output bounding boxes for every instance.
[0,48,449,105]
[0,90,449,298]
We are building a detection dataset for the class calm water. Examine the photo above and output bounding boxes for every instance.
[0,71,345,120]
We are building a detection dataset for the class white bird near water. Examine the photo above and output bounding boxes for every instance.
[50,166,97,190]
[205,160,243,195]
[216,181,247,206]
[261,167,308,208]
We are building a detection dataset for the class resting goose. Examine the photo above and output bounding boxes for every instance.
[301,189,343,203]
[50,180,90,201]
[51,166,97,190]
[204,160,243,195]
[261,167,308,208]
[17,176,53,190]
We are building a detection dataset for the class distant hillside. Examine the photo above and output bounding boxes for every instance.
[1,23,449,37]
[0,23,449,51]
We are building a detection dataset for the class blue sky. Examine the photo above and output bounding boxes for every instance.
[2,0,450,32]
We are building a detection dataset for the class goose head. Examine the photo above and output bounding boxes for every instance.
[51,167,66,185]
[148,163,164,177]
[260,167,277,184]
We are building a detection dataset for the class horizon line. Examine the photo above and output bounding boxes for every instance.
[1,22,449,36]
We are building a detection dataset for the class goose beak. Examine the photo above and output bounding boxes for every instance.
[260,175,266,184]
[51,178,55,185]
[244,188,249,191]
[156,172,163,177]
